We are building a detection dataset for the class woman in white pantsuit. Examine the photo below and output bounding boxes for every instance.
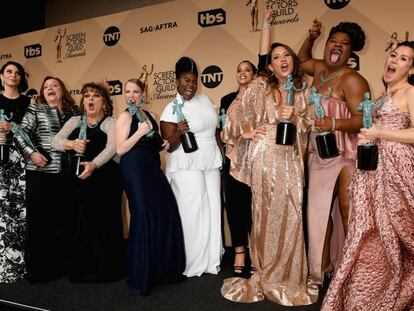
[161,57,223,277]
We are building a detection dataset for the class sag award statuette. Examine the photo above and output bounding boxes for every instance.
[127,98,164,151]
[308,87,339,158]
[172,93,198,153]
[276,74,306,145]
[75,115,88,176]
[357,92,378,171]
[0,109,12,163]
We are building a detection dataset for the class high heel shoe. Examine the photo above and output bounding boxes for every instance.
[233,250,246,277]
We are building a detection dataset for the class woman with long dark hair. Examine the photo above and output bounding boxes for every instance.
[0,61,30,282]
[221,42,316,305]
[322,41,414,310]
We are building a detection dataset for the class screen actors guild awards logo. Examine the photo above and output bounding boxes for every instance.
[265,0,299,26]
[385,31,409,53]
[139,64,154,98]
[246,0,259,32]
[54,28,66,63]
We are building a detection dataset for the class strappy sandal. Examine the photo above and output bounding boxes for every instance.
[233,250,246,276]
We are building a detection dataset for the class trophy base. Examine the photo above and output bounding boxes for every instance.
[147,131,165,151]
[75,155,85,176]
[180,131,198,153]
[316,132,339,159]
[357,144,378,171]
[0,144,10,164]
[276,121,295,146]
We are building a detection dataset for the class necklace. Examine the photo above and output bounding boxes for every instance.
[320,70,340,86]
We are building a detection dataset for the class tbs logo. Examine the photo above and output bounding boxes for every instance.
[107,80,123,95]
[347,52,360,71]
[24,44,42,58]
[198,8,226,28]
[201,65,223,89]
[324,0,350,10]
[103,26,121,46]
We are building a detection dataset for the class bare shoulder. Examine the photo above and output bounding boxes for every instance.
[341,70,369,92]
[116,111,131,125]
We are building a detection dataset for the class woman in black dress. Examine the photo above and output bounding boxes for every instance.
[116,78,185,296]
[52,82,124,282]
[0,61,30,282]
[218,61,256,276]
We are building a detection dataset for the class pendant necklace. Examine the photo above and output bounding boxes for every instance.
[320,70,340,86]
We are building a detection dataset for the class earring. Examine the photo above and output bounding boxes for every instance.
[1,78,4,87]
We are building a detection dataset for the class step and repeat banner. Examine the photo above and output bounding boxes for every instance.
[1,0,412,116]
[1,0,412,241]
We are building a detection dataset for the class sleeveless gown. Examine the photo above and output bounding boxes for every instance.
[120,110,186,296]
[322,92,414,310]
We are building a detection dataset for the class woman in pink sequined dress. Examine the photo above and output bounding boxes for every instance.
[322,41,414,310]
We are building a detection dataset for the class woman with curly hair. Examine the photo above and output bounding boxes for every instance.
[298,21,370,285]
[52,82,124,282]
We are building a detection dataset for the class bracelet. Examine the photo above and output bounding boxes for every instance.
[330,117,336,132]
[263,23,272,30]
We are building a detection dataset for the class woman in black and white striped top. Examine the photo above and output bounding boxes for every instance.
[16,76,79,283]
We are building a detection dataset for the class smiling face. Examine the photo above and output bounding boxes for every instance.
[1,64,21,89]
[43,78,63,105]
[383,45,414,85]
[124,81,144,105]
[176,72,197,101]
[268,45,294,81]
[324,32,352,68]
[82,88,104,118]
[236,62,256,87]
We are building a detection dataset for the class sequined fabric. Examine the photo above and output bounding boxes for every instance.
[221,77,318,306]
[322,92,414,310]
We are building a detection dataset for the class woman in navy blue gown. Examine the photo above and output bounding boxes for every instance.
[116,78,186,296]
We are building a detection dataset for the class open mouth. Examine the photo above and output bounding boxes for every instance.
[330,49,342,63]
[88,103,95,110]
[384,65,396,79]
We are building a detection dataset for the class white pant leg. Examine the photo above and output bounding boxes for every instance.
[203,168,223,274]
[170,169,210,277]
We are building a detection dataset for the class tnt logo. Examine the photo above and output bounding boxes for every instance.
[324,0,350,10]
[103,26,121,46]
[201,65,223,89]
[107,80,123,95]
[24,44,42,58]
[198,9,226,28]
[347,52,360,71]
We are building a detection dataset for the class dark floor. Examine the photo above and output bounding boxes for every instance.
[0,249,326,311]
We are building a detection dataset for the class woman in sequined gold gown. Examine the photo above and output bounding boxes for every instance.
[322,41,414,310]
[220,43,317,306]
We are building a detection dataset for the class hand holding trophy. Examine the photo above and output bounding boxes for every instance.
[276,74,306,145]
[0,109,12,163]
[308,87,339,158]
[127,97,164,151]
[357,92,378,170]
[172,93,198,153]
[75,115,88,176]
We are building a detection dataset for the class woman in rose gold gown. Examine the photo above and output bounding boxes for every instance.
[322,41,414,310]
[220,43,317,306]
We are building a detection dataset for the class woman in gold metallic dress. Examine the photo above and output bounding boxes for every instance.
[220,42,318,306]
